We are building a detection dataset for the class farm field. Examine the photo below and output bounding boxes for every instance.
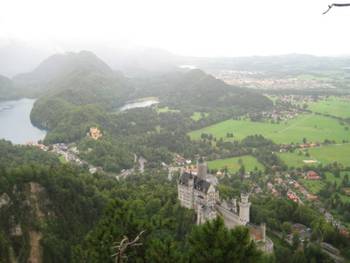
[279,144,350,168]
[207,155,264,173]
[189,113,350,144]
[191,112,209,121]
[156,106,180,113]
[278,152,317,168]
[308,97,350,119]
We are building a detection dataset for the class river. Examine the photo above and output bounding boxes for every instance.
[0,98,46,144]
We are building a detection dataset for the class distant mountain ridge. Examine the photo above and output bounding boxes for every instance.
[132,68,273,111]
[18,50,271,112]
[25,50,272,143]
[13,51,114,96]
[186,54,350,74]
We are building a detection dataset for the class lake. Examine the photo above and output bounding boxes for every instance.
[119,98,159,112]
[0,98,46,144]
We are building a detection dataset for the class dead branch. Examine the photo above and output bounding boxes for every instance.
[323,3,350,14]
[112,231,145,263]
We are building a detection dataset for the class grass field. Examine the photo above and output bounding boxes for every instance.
[191,112,209,121]
[207,155,264,173]
[278,144,350,168]
[189,114,350,144]
[308,97,350,119]
[309,144,350,166]
[156,106,180,113]
[278,152,317,168]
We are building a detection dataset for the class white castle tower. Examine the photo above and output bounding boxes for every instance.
[239,193,251,225]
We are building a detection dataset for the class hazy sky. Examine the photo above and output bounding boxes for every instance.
[1,0,350,56]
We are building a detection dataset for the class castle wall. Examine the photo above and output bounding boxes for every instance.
[216,205,244,228]
[178,184,193,209]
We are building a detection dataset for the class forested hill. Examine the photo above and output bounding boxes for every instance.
[0,75,18,101]
[13,50,114,97]
[15,50,271,113]
[26,51,271,143]
[132,69,273,110]
[39,69,132,108]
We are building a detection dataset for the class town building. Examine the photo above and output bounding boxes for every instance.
[88,127,102,140]
[306,170,321,180]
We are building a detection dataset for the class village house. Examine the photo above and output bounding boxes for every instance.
[174,154,187,166]
[88,127,102,140]
[305,170,321,180]
[287,190,300,203]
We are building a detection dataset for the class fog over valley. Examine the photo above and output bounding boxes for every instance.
[0,1,350,262]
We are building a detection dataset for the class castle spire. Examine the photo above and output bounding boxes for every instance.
[197,157,207,179]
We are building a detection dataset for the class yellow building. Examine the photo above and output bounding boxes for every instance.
[89,127,102,140]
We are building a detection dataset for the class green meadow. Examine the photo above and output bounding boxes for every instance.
[279,144,350,168]
[189,114,350,144]
[191,112,209,121]
[278,152,315,168]
[207,155,264,173]
[156,106,180,113]
[308,97,350,119]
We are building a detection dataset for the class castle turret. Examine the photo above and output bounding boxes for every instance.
[261,223,266,243]
[197,159,207,179]
[231,198,237,213]
[239,193,251,225]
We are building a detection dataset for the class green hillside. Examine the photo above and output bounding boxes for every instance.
[279,144,350,168]
[189,114,350,144]
[208,155,264,173]
[309,97,350,118]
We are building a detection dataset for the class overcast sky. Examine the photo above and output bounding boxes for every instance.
[0,0,349,57]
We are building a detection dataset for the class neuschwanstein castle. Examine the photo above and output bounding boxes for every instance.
[177,160,273,253]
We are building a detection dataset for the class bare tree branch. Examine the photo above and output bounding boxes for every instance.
[112,231,146,263]
[323,3,350,14]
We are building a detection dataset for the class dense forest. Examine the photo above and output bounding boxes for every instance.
[0,141,273,263]
[0,141,344,262]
